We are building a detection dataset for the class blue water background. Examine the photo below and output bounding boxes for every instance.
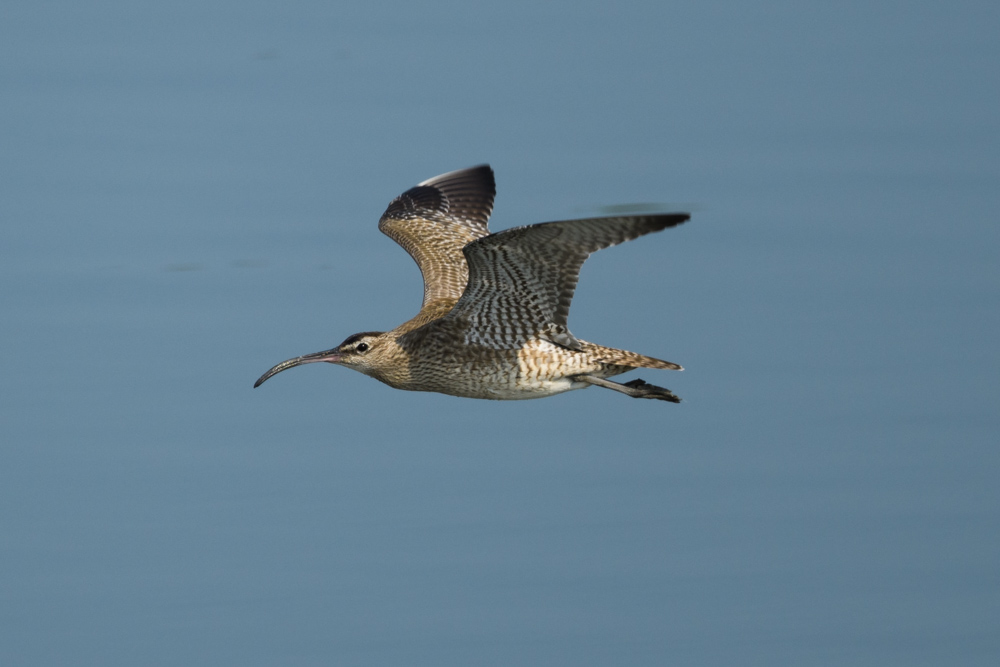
[2,1,998,665]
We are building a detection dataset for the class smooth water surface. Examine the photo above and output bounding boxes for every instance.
[2,2,998,665]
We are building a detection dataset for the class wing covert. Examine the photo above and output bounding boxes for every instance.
[444,214,689,349]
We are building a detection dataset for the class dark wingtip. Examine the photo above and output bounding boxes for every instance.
[381,164,497,230]
[653,212,691,230]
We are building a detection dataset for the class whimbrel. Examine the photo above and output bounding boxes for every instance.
[254,165,690,402]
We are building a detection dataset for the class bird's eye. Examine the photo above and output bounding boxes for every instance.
[356,342,369,353]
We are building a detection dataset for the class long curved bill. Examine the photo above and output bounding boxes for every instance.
[253,348,342,388]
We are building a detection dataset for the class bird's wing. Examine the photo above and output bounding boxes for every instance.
[378,165,496,315]
[442,214,689,350]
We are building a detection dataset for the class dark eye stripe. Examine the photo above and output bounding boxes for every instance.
[338,331,384,347]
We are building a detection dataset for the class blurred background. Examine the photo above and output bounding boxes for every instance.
[2,1,998,665]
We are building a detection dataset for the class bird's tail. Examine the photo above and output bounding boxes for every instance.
[580,341,683,371]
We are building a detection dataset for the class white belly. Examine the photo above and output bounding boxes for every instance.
[480,375,590,400]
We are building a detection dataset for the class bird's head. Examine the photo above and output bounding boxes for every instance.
[253,331,387,388]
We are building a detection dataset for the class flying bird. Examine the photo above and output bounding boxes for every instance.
[254,165,690,402]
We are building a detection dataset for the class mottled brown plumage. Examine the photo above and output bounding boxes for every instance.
[255,165,690,402]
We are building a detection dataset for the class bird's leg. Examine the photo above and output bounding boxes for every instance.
[573,375,681,403]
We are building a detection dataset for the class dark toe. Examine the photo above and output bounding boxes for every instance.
[624,378,681,403]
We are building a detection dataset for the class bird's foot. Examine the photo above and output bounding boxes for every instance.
[622,378,681,403]
[572,374,681,403]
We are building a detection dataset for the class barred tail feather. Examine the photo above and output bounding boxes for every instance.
[580,342,683,371]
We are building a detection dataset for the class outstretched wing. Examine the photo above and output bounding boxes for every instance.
[443,214,689,350]
[378,165,496,316]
